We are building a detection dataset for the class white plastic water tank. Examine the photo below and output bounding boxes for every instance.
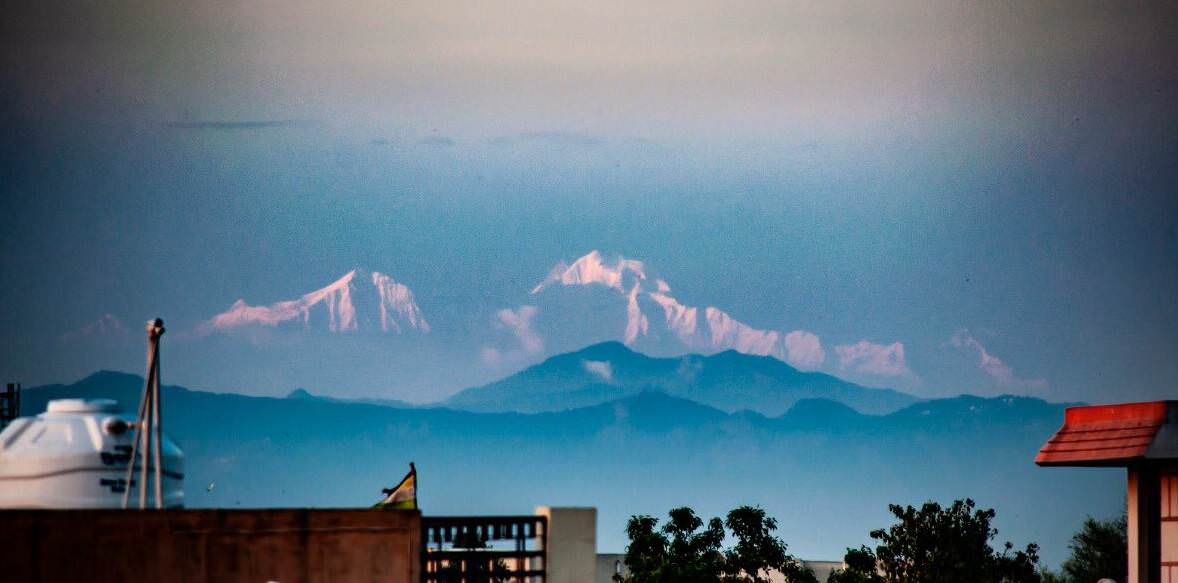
[0,398,184,508]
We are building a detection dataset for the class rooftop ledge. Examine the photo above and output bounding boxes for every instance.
[1035,400,1178,467]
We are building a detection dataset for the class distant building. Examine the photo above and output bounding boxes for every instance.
[596,553,626,583]
[1036,400,1178,583]
[0,508,423,582]
[0,383,19,429]
[596,552,843,583]
[787,561,845,582]
[538,507,598,583]
[2,495,849,582]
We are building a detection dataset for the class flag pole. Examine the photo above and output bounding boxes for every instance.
[151,318,165,508]
[121,318,164,510]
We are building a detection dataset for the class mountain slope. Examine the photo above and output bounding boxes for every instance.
[200,269,429,334]
[284,387,416,409]
[447,341,917,415]
[529,251,823,367]
[13,373,1116,568]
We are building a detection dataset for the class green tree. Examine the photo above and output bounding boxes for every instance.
[827,499,1041,583]
[616,507,724,583]
[1049,516,1127,583]
[615,506,816,583]
[1038,571,1066,583]
[827,547,883,583]
[722,506,816,583]
[663,507,727,583]
[621,515,669,583]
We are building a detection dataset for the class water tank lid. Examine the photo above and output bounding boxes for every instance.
[46,399,121,414]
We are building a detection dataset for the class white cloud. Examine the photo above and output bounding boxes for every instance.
[582,360,613,382]
[60,314,127,343]
[783,330,825,370]
[834,340,913,377]
[950,330,1046,389]
[480,305,546,368]
[496,305,543,354]
[479,346,503,365]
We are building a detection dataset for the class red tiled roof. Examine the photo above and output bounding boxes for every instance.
[1036,401,1174,467]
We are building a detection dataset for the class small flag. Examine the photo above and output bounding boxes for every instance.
[375,462,417,509]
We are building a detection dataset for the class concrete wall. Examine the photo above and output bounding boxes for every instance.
[800,561,845,582]
[0,508,420,583]
[1162,467,1178,583]
[597,553,843,583]
[537,506,596,583]
[596,553,625,583]
[775,561,844,583]
[1129,463,1178,583]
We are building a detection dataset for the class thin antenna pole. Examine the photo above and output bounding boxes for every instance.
[121,318,165,510]
[122,333,155,509]
[138,382,150,510]
[152,332,163,509]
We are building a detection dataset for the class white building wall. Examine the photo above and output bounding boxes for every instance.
[537,506,597,583]
[596,553,626,583]
[595,553,842,583]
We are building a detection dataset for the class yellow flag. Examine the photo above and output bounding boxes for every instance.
[375,463,417,509]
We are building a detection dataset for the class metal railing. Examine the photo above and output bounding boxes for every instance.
[422,515,547,583]
[0,383,19,429]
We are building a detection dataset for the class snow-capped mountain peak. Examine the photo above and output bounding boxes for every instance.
[531,250,648,295]
[372,271,430,333]
[201,269,428,335]
[529,251,822,369]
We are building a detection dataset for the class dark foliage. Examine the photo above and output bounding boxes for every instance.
[616,506,816,583]
[1045,516,1127,583]
[663,507,727,583]
[827,547,883,583]
[827,499,1041,583]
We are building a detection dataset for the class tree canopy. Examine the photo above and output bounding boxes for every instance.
[827,499,1041,583]
[615,505,816,583]
[1042,516,1127,583]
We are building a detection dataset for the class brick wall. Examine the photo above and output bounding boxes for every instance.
[0,508,420,583]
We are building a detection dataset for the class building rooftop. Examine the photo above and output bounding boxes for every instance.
[1036,400,1178,467]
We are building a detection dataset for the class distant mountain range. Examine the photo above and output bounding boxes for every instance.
[528,250,830,369]
[12,368,1117,568]
[188,250,820,367]
[285,387,415,409]
[60,251,934,399]
[200,268,430,335]
[447,341,917,415]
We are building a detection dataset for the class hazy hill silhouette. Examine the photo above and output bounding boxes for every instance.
[14,367,1116,567]
[446,341,918,415]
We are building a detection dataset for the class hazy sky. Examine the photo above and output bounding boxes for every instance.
[2,1,1176,404]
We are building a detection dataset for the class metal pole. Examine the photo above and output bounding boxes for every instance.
[122,329,157,509]
[151,321,164,509]
[143,319,164,509]
[138,360,152,510]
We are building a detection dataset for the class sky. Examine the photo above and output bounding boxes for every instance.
[1,1,1176,405]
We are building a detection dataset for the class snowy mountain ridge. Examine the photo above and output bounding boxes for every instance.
[201,269,429,334]
[530,250,826,369]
